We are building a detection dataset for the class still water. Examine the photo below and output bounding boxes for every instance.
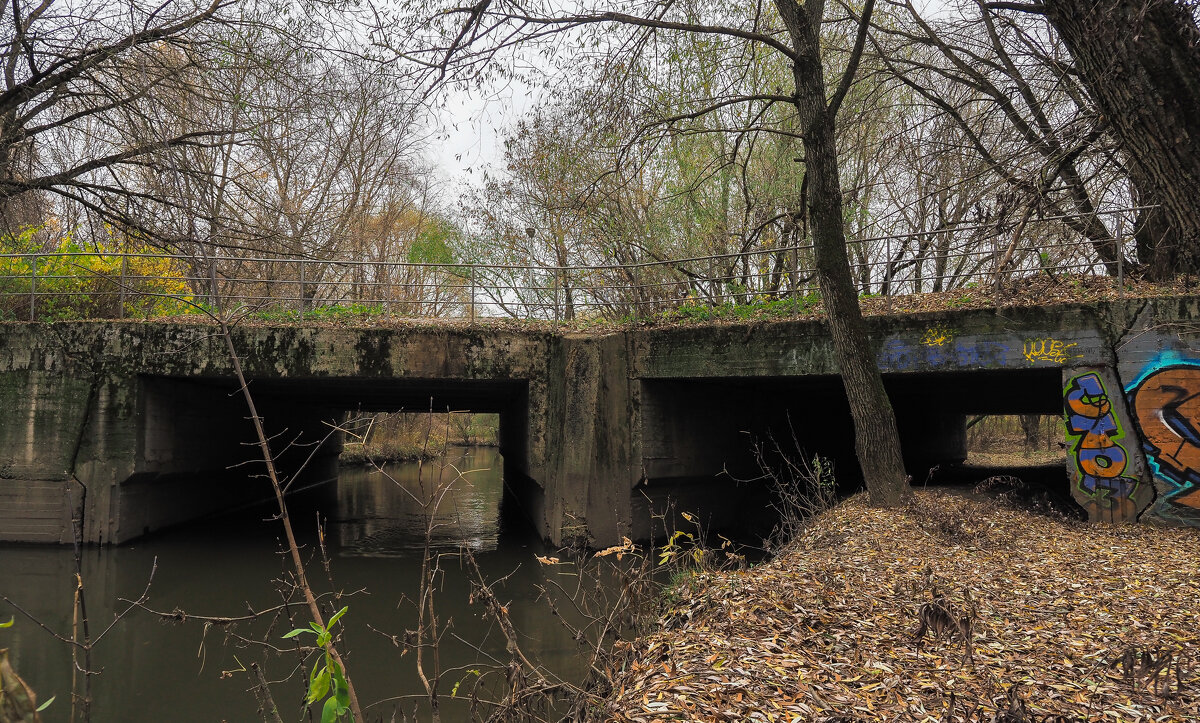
[0,448,587,721]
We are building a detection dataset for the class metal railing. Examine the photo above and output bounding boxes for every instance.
[0,207,1154,323]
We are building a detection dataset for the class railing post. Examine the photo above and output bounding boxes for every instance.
[207,252,218,310]
[553,269,561,325]
[382,261,391,315]
[298,259,306,315]
[1116,216,1125,299]
[885,233,892,314]
[936,229,945,293]
[118,253,128,319]
[526,265,533,320]
[29,254,37,321]
[790,244,799,296]
[632,264,640,324]
[992,232,1001,309]
[792,244,802,316]
[469,264,476,323]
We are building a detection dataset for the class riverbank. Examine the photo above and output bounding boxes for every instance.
[602,492,1200,721]
[338,440,443,465]
[338,440,499,465]
[339,411,499,465]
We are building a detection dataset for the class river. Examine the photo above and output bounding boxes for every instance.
[0,447,592,721]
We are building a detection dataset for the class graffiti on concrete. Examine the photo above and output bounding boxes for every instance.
[1126,364,1200,513]
[1025,338,1080,365]
[878,339,1010,371]
[1064,372,1139,519]
[920,324,957,348]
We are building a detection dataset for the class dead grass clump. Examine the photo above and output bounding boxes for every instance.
[974,474,1081,523]
[736,420,843,552]
[904,490,1005,546]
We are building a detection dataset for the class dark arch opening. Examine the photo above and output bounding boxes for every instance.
[634,367,1072,542]
[126,375,531,541]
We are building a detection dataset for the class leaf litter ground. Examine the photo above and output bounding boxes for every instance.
[602,492,1200,722]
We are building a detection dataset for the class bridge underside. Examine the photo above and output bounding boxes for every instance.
[117,376,535,543]
[632,368,1064,538]
[3,296,1200,546]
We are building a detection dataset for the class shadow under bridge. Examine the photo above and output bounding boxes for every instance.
[632,367,1065,540]
[123,375,529,541]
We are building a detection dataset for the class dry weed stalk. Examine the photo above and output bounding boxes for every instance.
[190,269,365,720]
[731,416,843,551]
[361,407,464,722]
[914,590,976,669]
[1111,646,1191,698]
[898,565,978,672]
[452,533,664,722]
[404,504,712,722]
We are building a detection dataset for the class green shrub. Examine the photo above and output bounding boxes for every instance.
[1,228,198,320]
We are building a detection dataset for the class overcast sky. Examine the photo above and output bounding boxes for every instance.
[428,76,539,190]
[424,0,954,189]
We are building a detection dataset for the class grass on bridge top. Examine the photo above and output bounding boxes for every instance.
[656,272,1200,328]
[227,272,1199,330]
[11,271,1200,330]
[601,491,1200,722]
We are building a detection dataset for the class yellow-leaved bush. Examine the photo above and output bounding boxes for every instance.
[1,228,199,320]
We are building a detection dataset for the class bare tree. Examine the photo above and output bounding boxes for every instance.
[125,19,444,311]
[0,1,231,238]
[398,0,910,505]
[870,0,1129,275]
[991,0,1200,278]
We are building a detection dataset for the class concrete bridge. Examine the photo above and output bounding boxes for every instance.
[3,295,1200,547]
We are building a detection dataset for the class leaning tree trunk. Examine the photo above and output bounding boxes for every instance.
[805,119,910,506]
[776,0,909,506]
[1040,0,1200,279]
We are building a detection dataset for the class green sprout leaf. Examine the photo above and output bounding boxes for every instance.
[307,667,331,705]
[327,606,349,629]
[321,696,340,723]
[287,611,353,721]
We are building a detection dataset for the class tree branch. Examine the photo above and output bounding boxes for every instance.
[828,0,878,117]
[481,8,799,61]
[984,2,1046,13]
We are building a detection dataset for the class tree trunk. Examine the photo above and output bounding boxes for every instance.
[1019,413,1040,454]
[776,0,909,506]
[1040,0,1200,279]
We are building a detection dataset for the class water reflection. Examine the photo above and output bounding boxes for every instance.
[336,448,504,555]
[0,447,586,722]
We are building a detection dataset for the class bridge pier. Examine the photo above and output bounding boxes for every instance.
[1061,365,1155,523]
[0,368,345,544]
[0,369,137,544]
[514,334,639,546]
